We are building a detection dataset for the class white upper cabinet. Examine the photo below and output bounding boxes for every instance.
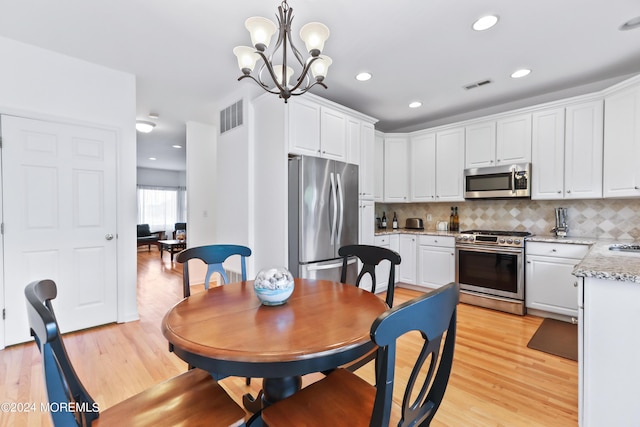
[435,127,465,201]
[464,114,531,168]
[532,100,603,200]
[383,135,409,202]
[288,97,365,162]
[374,132,384,201]
[465,121,496,168]
[532,108,565,199]
[409,128,464,203]
[346,116,361,165]
[603,83,640,198]
[319,106,347,160]
[496,113,532,164]
[288,97,321,157]
[359,122,375,199]
[410,132,436,201]
[564,101,603,199]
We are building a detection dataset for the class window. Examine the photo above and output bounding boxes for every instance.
[137,186,186,235]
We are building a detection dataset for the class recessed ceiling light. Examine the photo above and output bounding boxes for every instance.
[620,16,640,31]
[136,120,156,133]
[149,157,157,161]
[473,15,499,31]
[511,69,531,79]
[172,145,183,149]
[355,72,372,81]
[409,101,422,109]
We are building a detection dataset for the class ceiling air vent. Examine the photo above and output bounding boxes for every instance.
[464,79,492,90]
[220,99,243,134]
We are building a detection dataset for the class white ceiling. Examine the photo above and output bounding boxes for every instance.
[1,0,639,172]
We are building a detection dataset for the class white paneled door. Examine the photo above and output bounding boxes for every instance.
[1,115,117,347]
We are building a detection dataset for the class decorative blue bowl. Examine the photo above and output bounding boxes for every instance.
[254,267,294,306]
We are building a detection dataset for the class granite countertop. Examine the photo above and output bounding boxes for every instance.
[374,229,458,237]
[573,240,640,284]
[374,229,640,284]
[526,235,597,245]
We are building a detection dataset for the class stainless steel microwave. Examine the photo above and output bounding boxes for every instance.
[464,163,531,199]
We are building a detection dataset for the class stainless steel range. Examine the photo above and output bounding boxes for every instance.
[455,229,532,315]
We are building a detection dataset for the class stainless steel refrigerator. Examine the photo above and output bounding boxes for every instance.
[288,156,358,283]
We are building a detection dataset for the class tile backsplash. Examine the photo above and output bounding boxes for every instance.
[377,198,640,240]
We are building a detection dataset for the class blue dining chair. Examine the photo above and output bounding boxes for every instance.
[24,279,246,427]
[176,244,253,385]
[260,282,460,427]
[176,244,252,298]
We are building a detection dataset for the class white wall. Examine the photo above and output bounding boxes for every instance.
[214,91,254,275]
[186,122,217,248]
[0,36,138,323]
[137,167,184,187]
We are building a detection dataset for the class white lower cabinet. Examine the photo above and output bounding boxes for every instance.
[525,242,589,318]
[371,235,392,294]
[359,200,375,246]
[579,276,640,426]
[398,235,417,284]
[417,235,455,289]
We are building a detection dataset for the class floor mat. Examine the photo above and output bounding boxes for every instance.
[527,318,578,361]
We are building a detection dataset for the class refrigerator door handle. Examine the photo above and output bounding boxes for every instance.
[336,172,344,244]
[304,257,357,272]
[330,172,338,245]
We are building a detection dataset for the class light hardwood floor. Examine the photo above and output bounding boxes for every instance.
[0,249,578,426]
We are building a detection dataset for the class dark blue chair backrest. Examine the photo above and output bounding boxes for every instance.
[339,244,401,307]
[176,244,252,297]
[370,282,459,427]
[24,279,98,427]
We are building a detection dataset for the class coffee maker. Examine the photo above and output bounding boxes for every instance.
[551,207,568,237]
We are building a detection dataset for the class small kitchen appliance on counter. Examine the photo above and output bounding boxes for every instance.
[552,207,568,237]
[405,218,424,230]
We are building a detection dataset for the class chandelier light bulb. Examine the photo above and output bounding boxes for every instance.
[233,46,260,73]
[245,17,277,51]
[311,55,332,80]
[273,65,295,87]
[299,22,330,56]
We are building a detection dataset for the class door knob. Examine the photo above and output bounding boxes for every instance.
[105,234,114,240]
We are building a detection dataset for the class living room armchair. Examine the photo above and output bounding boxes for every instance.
[137,224,164,251]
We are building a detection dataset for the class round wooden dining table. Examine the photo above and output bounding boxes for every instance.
[161,278,388,408]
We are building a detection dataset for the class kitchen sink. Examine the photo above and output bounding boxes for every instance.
[609,243,640,252]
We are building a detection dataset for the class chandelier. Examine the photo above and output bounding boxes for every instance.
[233,0,331,102]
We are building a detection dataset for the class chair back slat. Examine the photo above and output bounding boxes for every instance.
[176,244,252,297]
[338,244,401,307]
[25,280,98,427]
[370,282,459,427]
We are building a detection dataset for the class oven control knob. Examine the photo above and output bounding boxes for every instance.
[462,236,469,241]
[469,236,474,242]
[515,239,521,244]
[499,238,506,243]
[507,239,513,244]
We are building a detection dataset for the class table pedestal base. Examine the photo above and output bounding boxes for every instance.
[242,376,302,413]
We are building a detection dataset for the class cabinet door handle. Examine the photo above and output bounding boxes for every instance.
[635,186,639,190]
[574,281,578,287]
[527,260,531,264]
[557,190,562,194]
[552,249,557,252]
[567,190,571,193]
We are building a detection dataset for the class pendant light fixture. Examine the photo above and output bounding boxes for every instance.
[233,0,331,102]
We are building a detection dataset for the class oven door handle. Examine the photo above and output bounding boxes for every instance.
[456,244,523,255]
